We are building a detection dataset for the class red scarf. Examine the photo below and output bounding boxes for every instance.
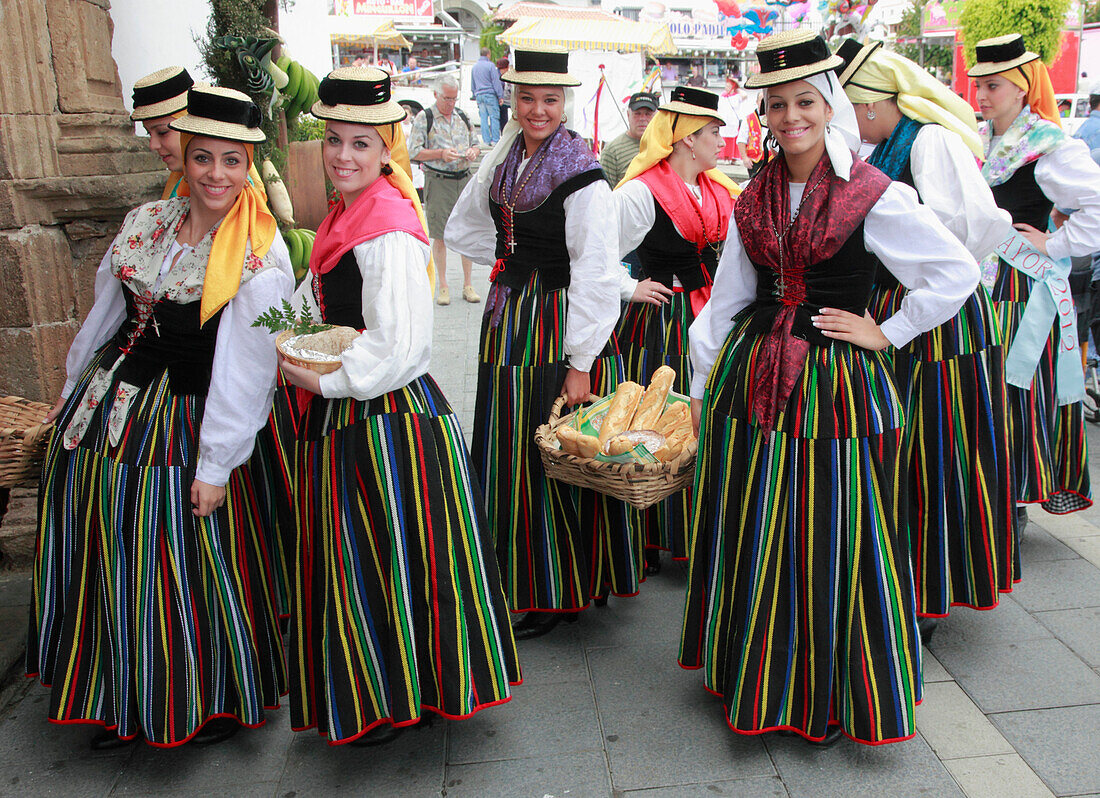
[636,160,734,315]
[734,154,890,431]
[309,177,429,276]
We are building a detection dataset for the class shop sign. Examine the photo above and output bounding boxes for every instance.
[333,0,433,22]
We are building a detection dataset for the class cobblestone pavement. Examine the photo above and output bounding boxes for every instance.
[2,251,1100,797]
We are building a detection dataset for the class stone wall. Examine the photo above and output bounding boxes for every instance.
[0,0,166,404]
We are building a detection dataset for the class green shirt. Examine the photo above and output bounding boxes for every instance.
[600,132,642,188]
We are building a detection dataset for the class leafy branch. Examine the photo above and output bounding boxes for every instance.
[252,297,330,335]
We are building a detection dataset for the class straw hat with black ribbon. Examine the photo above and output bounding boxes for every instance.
[834,38,884,90]
[169,85,277,325]
[130,66,194,122]
[966,34,1060,126]
[500,49,580,87]
[658,85,725,123]
[745,28,844,89]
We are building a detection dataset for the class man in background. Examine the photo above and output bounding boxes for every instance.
[471,48,504,146]
[600,92,658,187]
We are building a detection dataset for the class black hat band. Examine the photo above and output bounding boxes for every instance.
[514,50,570,75]
[669,86,720,111]
[976,36,1027,64]
[132,70,194,109]
[833,38,865,76]
[187,88,262,129]
[757,35,832,74]
[318,74,391,107]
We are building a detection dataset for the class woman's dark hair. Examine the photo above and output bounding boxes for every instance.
[496,57,509,70]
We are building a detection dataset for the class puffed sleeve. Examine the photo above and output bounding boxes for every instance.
[445,174,497,264]
[61,247,127,399]
[563,178,623,373]
[614,179,656,259]
[1035,137,1100,261]
[317,232,433,401]
[196,254,295,487]
[866,182,980,348]
[688,224,757,399]
[910,124,1013,260]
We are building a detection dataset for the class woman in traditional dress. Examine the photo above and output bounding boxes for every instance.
[679,29,979,746]
[129,66,194,200]
[613,86,738,573]
[446,50,638,638]
[969,34,1100,523]
[276,67,520,746]
[28,86,292,748]
[835,41,1018,639]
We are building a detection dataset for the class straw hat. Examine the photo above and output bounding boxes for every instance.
[658,86,725,124]
[966,34,1041,77]
[169,86,265,143]
[310,67,406,125]
[834,38,884,88]
[501,49,580,87]
[745,28,844,89]
[130,66,194,121]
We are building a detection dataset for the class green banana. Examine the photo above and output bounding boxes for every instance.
[284,61,304,109]
[285,228,303,268]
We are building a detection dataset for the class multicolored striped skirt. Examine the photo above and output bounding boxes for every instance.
[868,284,1019,616]
[680,311,923,745]
[27,349,286,747]
[992,265,1092,513]
[289,373,520,745]
[616,292,695,560]
[247,378,301,618]
[474,272,641,612]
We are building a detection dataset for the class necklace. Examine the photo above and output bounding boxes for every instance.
[770,168,830,299]
[500,145,551,254]
[686,183,722,261]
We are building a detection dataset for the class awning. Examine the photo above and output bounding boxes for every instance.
[499,16,677,56]
[493,2,621,23]
[327,16,413,49]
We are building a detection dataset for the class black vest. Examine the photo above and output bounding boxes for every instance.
[109,290,223,396]
[636,203,717,292]
[990,161,1052,230]
[748,221,877,347]
[315,250,367,329]
[489,170,605,292]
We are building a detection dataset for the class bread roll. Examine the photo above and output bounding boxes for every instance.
[598,382,644,445]
[605,430,666,457]
[654,402,690,437]
[557,425,601,458]
[653,426,693,462]
[630,366,676,431]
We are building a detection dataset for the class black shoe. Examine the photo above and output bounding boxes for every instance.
[349,723,404,747]
[1017,506,1029,540]
[593,588,609,608]
[192,718,240,746]
[89,728,140,751]
[512,612,573,640]
[806,725,844,748]
[644,549,661,576]
[918,617,939,647]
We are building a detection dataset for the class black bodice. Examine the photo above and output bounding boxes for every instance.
[990,161,1052,230]
[636,204,717,291]
[747,221,878,347]
[489,170,605,292]
[315,250,367,329]
[109,290,223,396]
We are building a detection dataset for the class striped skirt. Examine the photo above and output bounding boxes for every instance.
[869,285,1018,616]
[616,293,695,560]
[474,273,641,612]
[27,349,286,747]
[247,378,301,618]
[992,265,1092,513]
[289,374,520,745]
[680,311,923,745]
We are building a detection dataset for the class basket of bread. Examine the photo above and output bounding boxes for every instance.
[254,298,359,375]
[534,366,697,510]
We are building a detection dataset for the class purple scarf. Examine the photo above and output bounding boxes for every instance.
[489,124,601,211]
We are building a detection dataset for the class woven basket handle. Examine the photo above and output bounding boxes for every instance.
[23,422,54,447]
[549,392,601,424]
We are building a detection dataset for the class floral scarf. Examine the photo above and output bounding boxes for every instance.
[980,108,1065,187]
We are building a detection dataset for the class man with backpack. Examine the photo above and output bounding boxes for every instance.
[409,75,481,305]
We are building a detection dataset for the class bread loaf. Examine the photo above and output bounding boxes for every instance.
[557,424,601,458]
[630,366,676,431]
[605,429,666,456]
[654,402,690,437]
[653,426,693,462]
[598,382,644,445]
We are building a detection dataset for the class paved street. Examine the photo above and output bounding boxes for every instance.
[2,251,1100,797]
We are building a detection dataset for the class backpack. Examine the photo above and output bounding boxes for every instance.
[424,105,472,138]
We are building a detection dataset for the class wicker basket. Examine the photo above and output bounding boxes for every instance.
[534,394,697,510]
[0,395,55,488]
[276,327,358,375]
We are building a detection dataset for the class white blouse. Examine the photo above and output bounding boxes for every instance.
[1025,136,1100,261]
[292,231,433,402]
[688,180,980,399]
[445,169,622,373]
[61,232,295,486]
[910,125,1012,260]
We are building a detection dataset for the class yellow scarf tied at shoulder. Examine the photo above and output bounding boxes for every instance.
[617,110,740,198]
[1000,60,1062,128]
[177,132,278,326]
[376,121,436,288]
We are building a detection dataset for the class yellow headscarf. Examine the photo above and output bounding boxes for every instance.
[374,121,435,288]
[843,48,983,157]
[617,110,741,197]
[999,60,1061,127]
[177,132,278,326]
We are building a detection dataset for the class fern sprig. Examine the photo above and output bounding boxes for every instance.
[252,298,330,335]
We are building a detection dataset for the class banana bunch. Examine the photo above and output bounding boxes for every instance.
[272,55,321,120]
[284,228,316,283]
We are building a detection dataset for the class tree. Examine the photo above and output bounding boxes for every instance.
[479,14,509,61]
[895,0,953,76]
[959,0,1071,66]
